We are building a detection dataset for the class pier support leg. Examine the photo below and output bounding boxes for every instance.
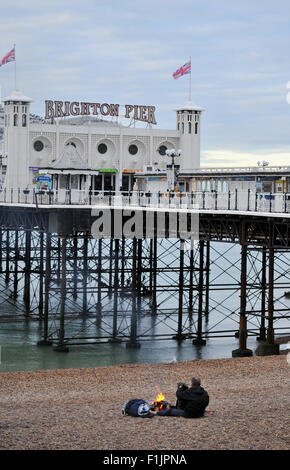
[73,236,78,301]
[257,247,267,341]
[205,240,210,323]
[23,231,31,315]
[38,232,52,346]
[121,237,125,288]
[54,237,69,352]
[137,238,142,310]
[188,245,194,314]
[126,238,140,348]
[193,240,206,345]
[151,237,157,314]
[13,230,19,298]
[149,238,153,295]
[174,239,186,341]
[108,239,113,296]
[82,234,88,315]
[259,245,279,356]
[96,239,102,319]
[5,229,10,284]
[232,243,253,357]
[110,239,121,342]
[38,232,44,317]
[57,238,61,285]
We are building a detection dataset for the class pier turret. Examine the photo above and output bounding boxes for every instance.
[2,90,33,189]
[175,101,204,170]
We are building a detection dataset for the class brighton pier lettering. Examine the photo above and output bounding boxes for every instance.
[45,100,157,124]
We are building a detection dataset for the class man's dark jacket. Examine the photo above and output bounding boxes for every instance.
[176,385,209,418]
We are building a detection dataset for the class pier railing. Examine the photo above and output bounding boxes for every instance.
[1,188,290,214]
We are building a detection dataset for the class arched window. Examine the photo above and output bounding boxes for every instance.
[22,114,27,127]
[182,122,184,134]
[14,114,18,127]
[188,122,192,134]
[195,123,198,134]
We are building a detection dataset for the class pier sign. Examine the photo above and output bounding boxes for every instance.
[45,100,157,124]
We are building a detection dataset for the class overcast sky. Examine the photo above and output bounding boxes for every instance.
[1,0,290,166]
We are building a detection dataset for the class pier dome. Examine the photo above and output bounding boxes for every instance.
[51,143,87,170]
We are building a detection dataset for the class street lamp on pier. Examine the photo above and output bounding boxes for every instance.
[165,148,182,192]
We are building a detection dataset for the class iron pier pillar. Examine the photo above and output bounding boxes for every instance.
[13,230,19,298]
[23,230,31,315]
[193,240,206,345]
[111,238,121,342]
[257,246,267,341]
[151,237,157,314]
[96,239,102,319]
[54,236,69,352]
[174,239,186,341]
[259,243,280,355]
[126,238,140,348]
[232,243,253,357]
[37,232,52,346]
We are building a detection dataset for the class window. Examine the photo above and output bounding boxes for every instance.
[4,115,7,127]
[129,144,138,155]
[59,174,68,189]
[22,114,27,127]
[34,140,44,152]
[94,175,102,191]
[13,114,18,127]
[70,175,79,189]
[195,123,198,134]
[158,145,167,156]
[188,122,192,134]
[98,143,107,154]
[182,122,184,134]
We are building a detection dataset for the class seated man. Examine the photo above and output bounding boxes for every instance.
[152,377,209,418]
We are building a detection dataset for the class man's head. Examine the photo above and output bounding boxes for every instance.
[191,377,201,387]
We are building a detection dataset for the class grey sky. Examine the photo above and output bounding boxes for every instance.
[1,0,290,166]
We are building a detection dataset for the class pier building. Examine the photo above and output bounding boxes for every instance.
[0,89,289,359]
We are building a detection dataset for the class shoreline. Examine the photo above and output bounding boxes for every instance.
[0,355,289,450]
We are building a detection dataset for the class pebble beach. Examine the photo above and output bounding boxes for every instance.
[0,355,289,450]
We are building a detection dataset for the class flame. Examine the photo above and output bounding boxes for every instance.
[152,386,167,410]
[155,392,165,402]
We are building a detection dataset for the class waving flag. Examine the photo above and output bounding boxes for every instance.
[0,47,15,67]
[172,60,191,79]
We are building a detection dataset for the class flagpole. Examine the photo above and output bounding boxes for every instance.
[189,56,191,101]
[14,44,16,90]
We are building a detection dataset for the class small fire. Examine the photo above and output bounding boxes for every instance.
[152,387,168,411]
[156,392,165,402]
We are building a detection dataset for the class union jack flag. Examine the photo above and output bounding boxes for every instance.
[172,60,191,79]
[0,47,15,67]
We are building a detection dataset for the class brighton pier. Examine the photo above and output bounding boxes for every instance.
[0,89,289,358]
